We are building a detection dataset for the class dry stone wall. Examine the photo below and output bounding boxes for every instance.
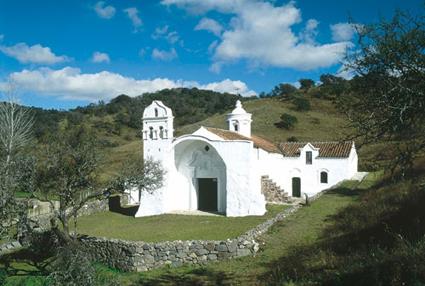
[80,204,302,272]
[261,175,289,203]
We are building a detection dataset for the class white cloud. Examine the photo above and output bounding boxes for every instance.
[91,51,110,63]
[94,1,116,19]
[194,18,223,36]
[300,19,319,44]
[162,0,352,71]
[0,35,4,42]
[152,25,180,44]
[0,43,69,65]
[330,23,357,42]
[123,7,142,32]
[152,48,178,61]
[4,67,256,101]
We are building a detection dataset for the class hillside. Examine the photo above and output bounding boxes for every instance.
[96,95,360,183]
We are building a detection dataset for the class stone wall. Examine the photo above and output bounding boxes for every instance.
[80,204,301,272]
[261,175,289,204]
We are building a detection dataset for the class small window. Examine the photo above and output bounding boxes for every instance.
[149,127,154,139]
[306,151,312,165]
[154,108,158,117]
[159,126,164,139]
[234,123,239,132]
[320,171,328,183]
[204,145,210,152]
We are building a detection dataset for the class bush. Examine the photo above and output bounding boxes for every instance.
[287,136,299,142]
[275,113,298,130]
[292,97,311,111]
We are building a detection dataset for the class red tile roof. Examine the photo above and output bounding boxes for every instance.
[205,127,280,153]
[279,142,353,158]
[204,127,353,157]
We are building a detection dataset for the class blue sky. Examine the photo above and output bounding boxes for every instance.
[0,0,422,109]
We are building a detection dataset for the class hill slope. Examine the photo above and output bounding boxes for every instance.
[99,95,355,183]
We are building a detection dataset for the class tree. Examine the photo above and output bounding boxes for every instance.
[34,126,102,244]
[299,78,315,90]
[318,74,348,99]
[341,10,425,176]
[275,113,298,129]
[0,83,34,239]
[292,97,311,111]
[270,83,297,98]
[116,156,165,203]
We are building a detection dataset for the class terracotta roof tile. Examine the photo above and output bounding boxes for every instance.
[205,127,280,153]
[279,142,353,158]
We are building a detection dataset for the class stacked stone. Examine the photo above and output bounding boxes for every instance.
[261,175,289,203]
[80,237,259,272]
[0,241,22,255]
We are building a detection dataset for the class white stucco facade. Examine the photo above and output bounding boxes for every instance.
[132,100,359,217]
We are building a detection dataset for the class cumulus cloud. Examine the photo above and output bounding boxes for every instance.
[162,0,352,71]
[4,67,256,101]
[152,25,180,44]
[91,51,110,63]
[300,19,319,44]
[152,48,178,61]
[330,23,357,42]
[0,43,69,65]
[123,7,142,32]
[194,18,223,36]
[94,1,116,19]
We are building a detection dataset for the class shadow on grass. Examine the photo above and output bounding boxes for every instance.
[108,196,139,216]
[259,172,425,285]
[136,267,234,286]
[0,245,53,277]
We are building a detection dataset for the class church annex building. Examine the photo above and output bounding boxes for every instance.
[129,100,359,217]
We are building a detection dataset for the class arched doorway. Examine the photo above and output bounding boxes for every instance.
[174,139,227,213]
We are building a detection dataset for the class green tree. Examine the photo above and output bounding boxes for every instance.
[292,97,311,111]
[341,10,425,176]
[275,113,298,130]
[270,83,298,98]
[34,126,106,245]
[298,79,315,90]
[115,156,165,204]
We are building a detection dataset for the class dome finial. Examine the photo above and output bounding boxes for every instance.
[236,100,242,108]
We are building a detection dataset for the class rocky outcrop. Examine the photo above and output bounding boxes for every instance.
[261,175,289,203]
[80,204,301,272]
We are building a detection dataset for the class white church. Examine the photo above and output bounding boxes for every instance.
[130,100,359,217]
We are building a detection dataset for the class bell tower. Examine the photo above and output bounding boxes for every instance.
[226,100,252,137]
[142,100,174,162]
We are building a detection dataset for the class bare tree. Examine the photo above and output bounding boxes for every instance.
[0,82,33,170]
[0,82,34,239]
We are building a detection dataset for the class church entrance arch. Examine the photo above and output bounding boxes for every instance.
[174,138,227,214]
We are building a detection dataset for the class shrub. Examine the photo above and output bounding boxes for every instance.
[275,113,298,130]
[292,97,311,111]
[287,136,299,142]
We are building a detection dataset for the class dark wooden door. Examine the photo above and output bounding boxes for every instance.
[292,177,301,197]
[198,178,218,212]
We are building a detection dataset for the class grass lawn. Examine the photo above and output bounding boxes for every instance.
[3,174,379,285]
[99,176,377,285]
[74,204,287,242]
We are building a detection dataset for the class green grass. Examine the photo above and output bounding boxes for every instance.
[177,97,351,142]
[3,174,387,285]
[74,204,287,242]
[108,185,362,285]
